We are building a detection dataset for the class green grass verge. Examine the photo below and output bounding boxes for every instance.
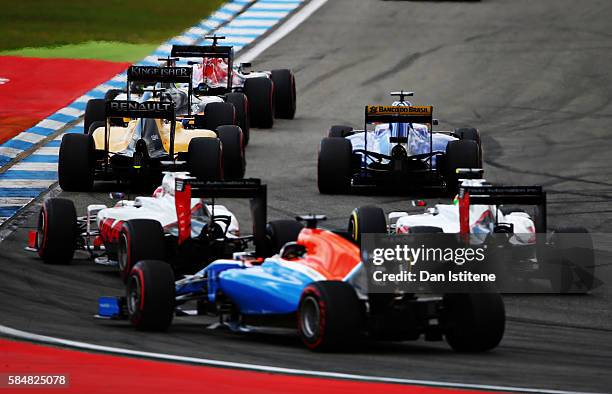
[0,41,159,63]
[0,0,226,60]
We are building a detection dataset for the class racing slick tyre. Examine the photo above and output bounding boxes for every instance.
[58,133,95,192]
[298,281,364,351]
[328,125,354,138]
[226,92,250,145]
[118,219,165,282]
[317,137,352,194]
[271,69,296,119]
[217,125,246,179]
[37,198,77,264]
[442,293,505,352]
[444,140,480,192]
[188,137,223,181]
[244,77,274,129]
[84,99,105,135]
[454,127,482,167]
[204,102,236,131]
[348,205,386,244]
[266,220,305,255]
[127,260,175,331]
[546,227,595,293]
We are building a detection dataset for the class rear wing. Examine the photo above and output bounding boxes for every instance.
[458,185,547,234]
[364,105,433,125]
[174,177,268,256]
[104,100,178,157]
[126,65,193,115]
[171,43,234,91]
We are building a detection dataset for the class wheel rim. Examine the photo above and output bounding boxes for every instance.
[300,296,320,339]
[118,233,128,272]
[127,274,141,316]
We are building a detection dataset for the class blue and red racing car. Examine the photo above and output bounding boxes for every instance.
[98,176,505,352]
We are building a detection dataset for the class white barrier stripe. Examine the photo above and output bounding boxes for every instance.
[0,147,24,157]
[0,198,33,205]
[231,19,278,27]
[251,3,299,10]
[14,132,46,144]
[241,10,289,18]
[0,180,54,188]
[32,147,60,155]
[10,162,57,172]
[56,107,83,117]
[217,27,268,35]
[0,325,601,394]
[37,119,66,130]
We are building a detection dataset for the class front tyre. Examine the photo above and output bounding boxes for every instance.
[188,137,223,181]
[118,219,165,282]
[127,260,175,331]
[37,198,77,264]
[298,281,363,351]
[348,205,386,244]
[216,125,246,179]
[58,133,95,192]
[317,137,352,194]
[226,92,250,145]
[271,69,296,119]
[244,77,274,128]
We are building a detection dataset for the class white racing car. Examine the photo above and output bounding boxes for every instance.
[348,179,596,293]
[30,172,256,281]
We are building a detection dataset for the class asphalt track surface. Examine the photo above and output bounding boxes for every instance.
[2,0,612,392]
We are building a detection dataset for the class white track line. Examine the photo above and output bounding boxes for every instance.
[0,324,601,394]
[238,0,329,63]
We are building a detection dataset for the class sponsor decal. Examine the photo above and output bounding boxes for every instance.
[366,105,432,116]
[106,100,175,119]
[127,66,192,82]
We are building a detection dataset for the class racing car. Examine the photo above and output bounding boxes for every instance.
[60,73,246,192]
[170,35,297,130]
[348,179,596,293]
[317,91,482,194]
[31,172,260,281]
[97,175,505,353]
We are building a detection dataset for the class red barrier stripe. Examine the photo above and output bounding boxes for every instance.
[0,56,129,144]
[0,338,501,394]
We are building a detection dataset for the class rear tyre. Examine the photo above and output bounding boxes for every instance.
[84,99,105,134]
[348,206,386,244]
[548,227,595,293]
[244,77,274,128]
[266,220,305,255]
[127,260,175,331]
[298,281,363,351]
[271,69,296,119]
[317,137,353,194]
[226,93,250,145]
[454,127,482,167]
[328,125,354,138]
[58,133,95,192]
[37,198,77,264]
[443,293,505,352]
[204,102,236,131]
[188,137,223,181]
[118,219,165,282]
[216,125,245,179]
[444,140,480,191]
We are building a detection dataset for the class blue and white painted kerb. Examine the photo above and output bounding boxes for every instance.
[0,0,304,224]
